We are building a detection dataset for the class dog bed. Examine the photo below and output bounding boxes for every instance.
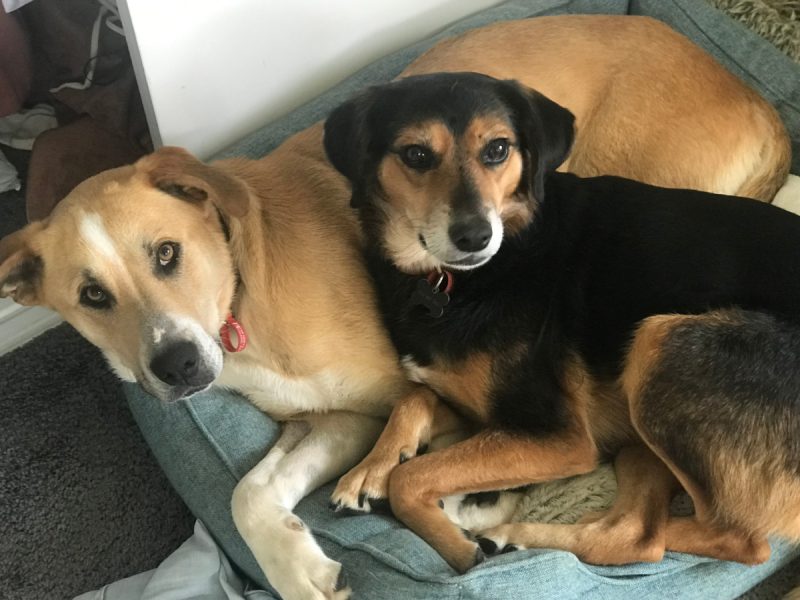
[124,0,800,598]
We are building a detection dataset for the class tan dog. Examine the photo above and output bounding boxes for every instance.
[0,15,791,600]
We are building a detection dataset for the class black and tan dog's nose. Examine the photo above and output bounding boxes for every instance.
[150,341,201,386]
[449,216,492,252]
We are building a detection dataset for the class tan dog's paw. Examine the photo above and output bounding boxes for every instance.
[330,442,427,514]
[443,533,488,574]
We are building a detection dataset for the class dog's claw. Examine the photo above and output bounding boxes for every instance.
[329,500,342,512]
[335,569,348,592]
[500,544,519,554]
[399,452,411,464]
[358,492,367,508]
[335,506,368,517]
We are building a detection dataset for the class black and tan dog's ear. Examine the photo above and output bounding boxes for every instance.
[498,80,575,204]
[324,89,378,208]
[0,223,46,306]
[137,146,251,218]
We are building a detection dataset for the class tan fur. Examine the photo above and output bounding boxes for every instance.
[407,353,496,424]
[403,15,791,200]
[463,117,531,233]
[209,127,409,414]
[565,356,637,455]
[625,314,800,562]
[331,384,467,505]
[389,426,599,572]
[478,445,678,565]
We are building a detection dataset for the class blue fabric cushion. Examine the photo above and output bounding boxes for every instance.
[125,0,800,598]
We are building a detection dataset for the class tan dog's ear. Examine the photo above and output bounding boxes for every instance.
[137,146,250,218]
[0,222,46,306]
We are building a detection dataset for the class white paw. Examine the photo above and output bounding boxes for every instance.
[239,509,350,600]
[268,548,349,600]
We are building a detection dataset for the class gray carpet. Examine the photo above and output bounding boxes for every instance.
[0,323,195,600]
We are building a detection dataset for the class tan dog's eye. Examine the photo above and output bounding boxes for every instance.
[156,242,180,275]
[482,138,510,165]
[399,145,435,171]
[80,284,113,310]
[158,243,175,265]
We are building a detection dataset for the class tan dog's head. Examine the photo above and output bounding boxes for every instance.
[0,147,250,401]
[324,72,574,273]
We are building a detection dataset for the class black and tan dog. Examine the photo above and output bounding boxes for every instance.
[324,72,800,573]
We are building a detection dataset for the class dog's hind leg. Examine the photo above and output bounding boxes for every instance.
[475,444,678,564]
[232,411,384,600]
[387,427,598,573]
[625,310,800,565]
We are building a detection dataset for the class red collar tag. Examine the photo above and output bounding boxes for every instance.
[220,314,247,353]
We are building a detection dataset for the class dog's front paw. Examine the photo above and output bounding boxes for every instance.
[330,455,395,514]
[331,439,428,514]
[442,536,488,574]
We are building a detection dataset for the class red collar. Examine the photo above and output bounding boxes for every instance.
[220,313,247,353]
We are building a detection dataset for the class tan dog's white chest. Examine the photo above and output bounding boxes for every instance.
[217,357,380,419]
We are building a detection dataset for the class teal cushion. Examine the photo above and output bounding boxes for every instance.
[126,386,800,599]
[125,0,800,598]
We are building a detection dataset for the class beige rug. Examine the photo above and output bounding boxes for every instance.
[710,0,800,62]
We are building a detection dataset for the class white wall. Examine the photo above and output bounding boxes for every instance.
[118,0,502,159]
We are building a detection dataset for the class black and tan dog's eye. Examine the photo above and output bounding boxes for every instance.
[80,284,112,309]
[482,138,510,165]
[156,242,180,273]
[400,145,435,170]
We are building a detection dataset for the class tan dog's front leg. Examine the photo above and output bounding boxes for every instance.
[331,385,463,513]
[233,412,384,600]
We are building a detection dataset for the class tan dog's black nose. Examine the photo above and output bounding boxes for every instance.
[150,341,201,386]
[449,216,492,252]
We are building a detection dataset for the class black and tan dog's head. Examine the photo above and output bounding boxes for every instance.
[0,147,250,402]
[324,72,575,273]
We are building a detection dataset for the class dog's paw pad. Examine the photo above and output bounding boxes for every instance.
[367,497,391,513]
[477,536,498,555]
